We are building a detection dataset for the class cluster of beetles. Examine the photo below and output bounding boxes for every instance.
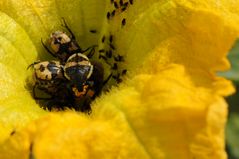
[28,19,118,113]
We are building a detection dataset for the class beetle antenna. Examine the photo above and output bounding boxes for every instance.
[61,17,76,40]
[27,61,40,70]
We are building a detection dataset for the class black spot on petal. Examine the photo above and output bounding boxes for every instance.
[106,50,113,58]
[121,18,126,26]
[107,12,111,20]
[119,0,123,6]
[123,2,128,7]
[114,1,119,8]
[114,55,124,62]
[109,35,113,43]
[122,69,127,75]
[109,43,116,50]
[101,36,106,43]
[10,130,16,136]
[112,63,118,70]
[111,10,116,17]
[99,49,105,53]
[89,29,97,33]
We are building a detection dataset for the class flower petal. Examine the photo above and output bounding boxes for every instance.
[110,0,239,74]
[0,64,230,159]
[93,64,229,158]
[0,0,107,58]
[0,12,45,142]
[0,0,107,142]
[0,0,238,158]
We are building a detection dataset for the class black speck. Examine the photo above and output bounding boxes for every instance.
[101,36,106,43]
[121,2,128,12]
[111,10,116,17]
[111,0,114,4]
[114,1,119,8]
[107,12,111,19]
[112,63,118,70]
[113,73,122,83]
[121,6,127,12]
[129,0,133,5]
[121,18,126,26]
[10,130,16,136]
[123,2,128,7]
[89,29,97,33]
[106,50,113,58]
[109,35,113,43]
[99,49,105,53]
[109,43,116,50]
[122,69,127,75]
[99,55,108,61]
[119,0,123,6]
[117,78,123,83]
[114,55,124,62]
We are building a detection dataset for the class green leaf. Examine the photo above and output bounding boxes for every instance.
[226,84,239,159]
[220,40,239,83]
[227,113,239,159]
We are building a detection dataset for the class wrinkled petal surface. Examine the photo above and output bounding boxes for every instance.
[0,0,239,158]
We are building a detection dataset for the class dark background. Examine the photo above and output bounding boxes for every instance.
[221,40,239,159]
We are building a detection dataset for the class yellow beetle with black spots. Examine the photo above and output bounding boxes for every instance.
[63,53,112,112]
[27,60,75,109]
[42,19,97,62]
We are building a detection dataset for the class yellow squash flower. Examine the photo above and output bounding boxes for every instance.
[0,0,239,158]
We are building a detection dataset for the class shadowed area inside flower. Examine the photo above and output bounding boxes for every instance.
[0,0,239,158]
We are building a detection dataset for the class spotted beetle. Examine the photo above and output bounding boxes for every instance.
[63,53,112,112]
[28,17,131,112]
[27,60,75,109]
[64,53,94,92]
[28,60,65,94]
[42,18,97,62]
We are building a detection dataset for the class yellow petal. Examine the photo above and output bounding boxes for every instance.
[0,0,238,158]
[0,0,107,142]
[0,12,45,143]
[0,0,107,58]
[93,63,230,159]
[0,64,229,159]
[111,0,239,74]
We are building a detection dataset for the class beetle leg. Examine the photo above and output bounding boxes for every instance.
[32,84,53,100]
[61,17,76,40]
[80,45,98,58]
[87,47,95,58]
[103,73,112,86]
[98,54,112,66]
[81,96,92,114]
[41,38,57,58]
[86,46,96,58]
